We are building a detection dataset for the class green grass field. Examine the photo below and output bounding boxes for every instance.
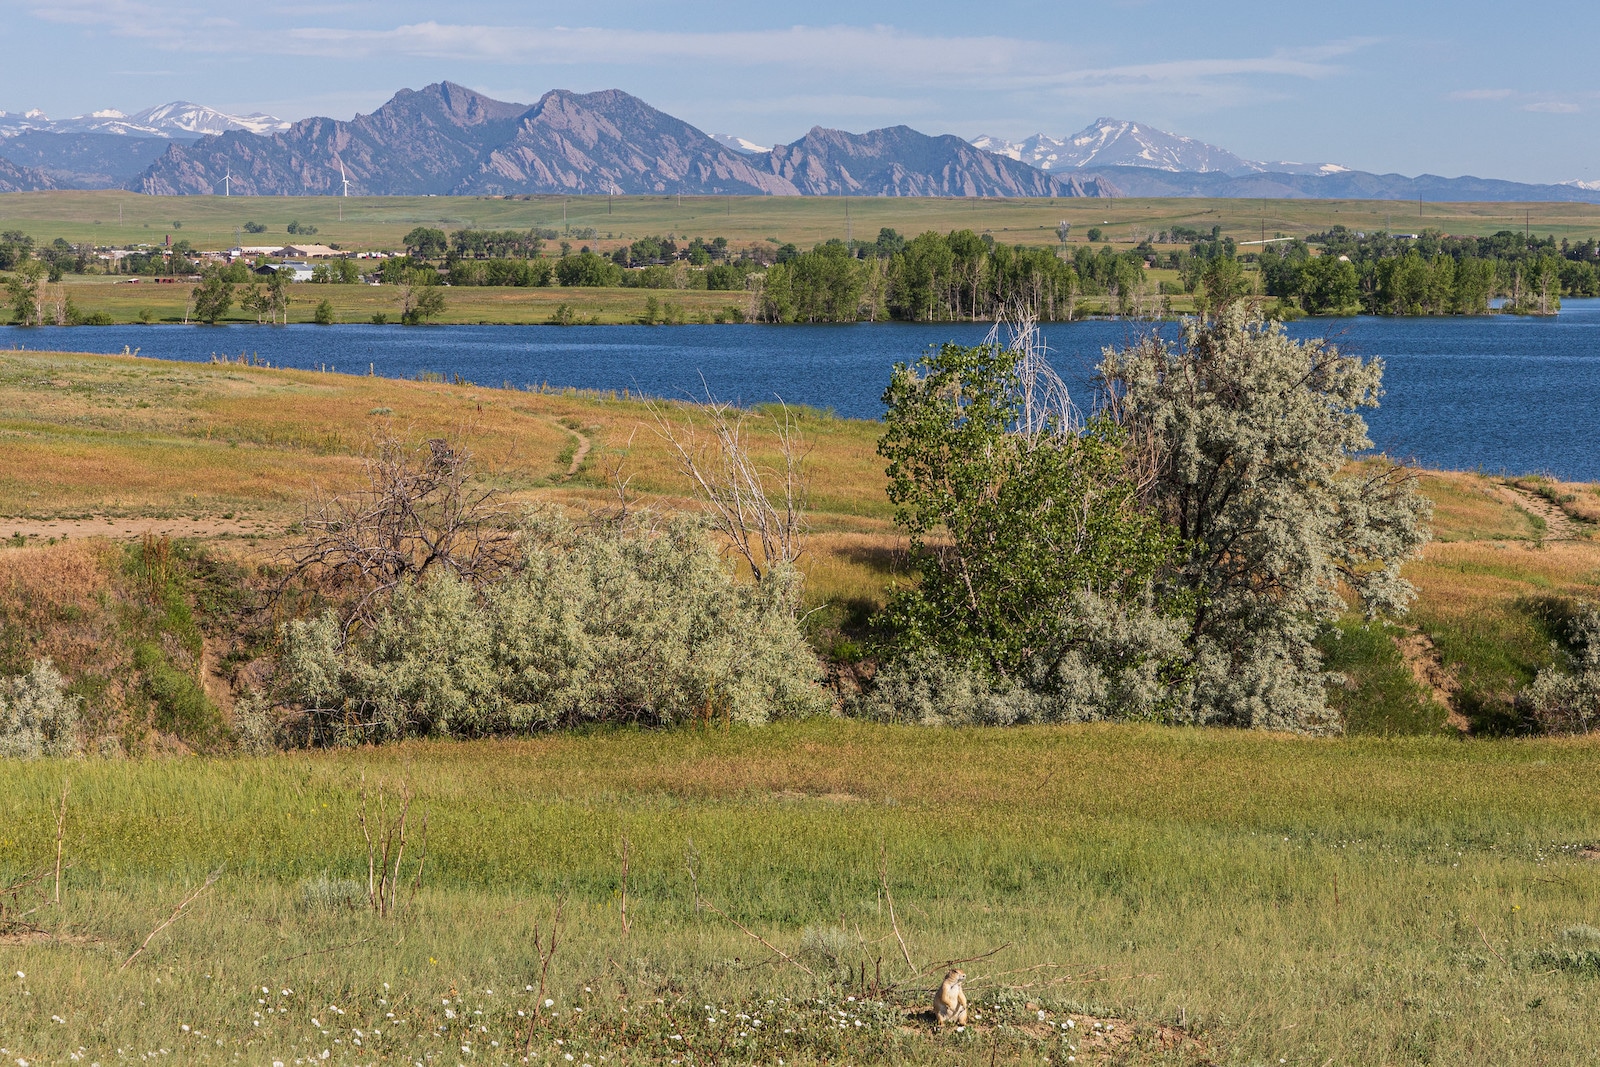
[1,348,1599,1063]
[3,190,1599,256]
[4,724,1600,1064]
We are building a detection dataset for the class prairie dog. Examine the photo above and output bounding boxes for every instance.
[933,968,969,1026]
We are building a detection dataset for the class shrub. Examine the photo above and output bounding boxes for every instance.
[313,299,335,325]
[1534,925,1600,975]
[857,592,1188,726]
[298,873,368,912]
[276,509,828,745]
[233,688,278,755]
[0,658,81,759]
[1100,308,1431,732]
[1519,602,1600,734]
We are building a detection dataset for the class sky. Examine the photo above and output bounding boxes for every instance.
[2,0,1598,185]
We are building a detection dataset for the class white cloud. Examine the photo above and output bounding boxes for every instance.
[1523,100,1582,114]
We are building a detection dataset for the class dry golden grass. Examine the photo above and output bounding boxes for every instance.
[3,347,1599,680]
[1416,470,1541,541]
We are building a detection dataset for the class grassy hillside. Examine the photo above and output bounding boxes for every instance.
[0,350,1598,1062]
[0,347,1595,740]
[2,190,1598,255]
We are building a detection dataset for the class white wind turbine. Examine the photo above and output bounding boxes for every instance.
[338,163,352,220]
[221,172,233,197]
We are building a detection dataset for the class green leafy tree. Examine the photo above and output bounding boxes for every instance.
[555,251,622,287]
[1100,308,1432,731]
[313,298,335,325]
[878,327,1177,678]
[400,270,446,324]
[401,227,448,259]
[191,269,235,324]
[5,261,45,325]
[264,267,292,324]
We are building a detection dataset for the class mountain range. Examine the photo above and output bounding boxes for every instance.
[123,83,1109,199]
[0,84,1596,203]
[971,118,1350,177]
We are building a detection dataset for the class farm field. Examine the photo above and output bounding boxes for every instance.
[0,349,1598,1063]
[3,190,1598,255]
[49,274,771,327]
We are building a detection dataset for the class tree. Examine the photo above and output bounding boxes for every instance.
[284,435,520,632]
[263,266,292,324]
[877,320,1177,678]
[401,227,448,259]
[555,251,622,287]
[239,283,269,324]
[1099,308,1431,731]
[399,270,446,325]
[5,261,45,325]
[313,298,335,325]
[191,269,234,324]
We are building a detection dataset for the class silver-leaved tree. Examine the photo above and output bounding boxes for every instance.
[1100,306,1432,731]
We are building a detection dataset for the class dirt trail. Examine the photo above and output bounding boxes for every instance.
[0,516,276,543]
[562,424,592,479]
[1395,628,1470,732]
[1496,481,1578,539]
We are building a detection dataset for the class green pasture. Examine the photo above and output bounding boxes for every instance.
[3,724,1600,1064]
[2,191,1598,255]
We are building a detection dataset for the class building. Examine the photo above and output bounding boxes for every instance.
[278,244,342,258]
[254,260,315,282]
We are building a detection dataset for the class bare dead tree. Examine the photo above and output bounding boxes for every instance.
[358,775,424,918]
[648,392,809,583]
[987,306,1080,445]
[282,433,519,630]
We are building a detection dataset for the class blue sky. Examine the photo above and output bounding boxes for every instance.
[3,0,1598,184]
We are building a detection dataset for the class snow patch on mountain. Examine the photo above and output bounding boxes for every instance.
[709,133,766,155]
[0,101,290,139]
[971,118,1344,177]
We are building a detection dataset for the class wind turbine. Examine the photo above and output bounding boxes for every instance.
[338,163,351,221]
[221,173,232,197]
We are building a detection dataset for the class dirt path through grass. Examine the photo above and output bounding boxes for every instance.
[1496,480,1578,539]
[0,515,273,543]
[563,423,592,478]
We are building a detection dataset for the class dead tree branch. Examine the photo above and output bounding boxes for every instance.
[281,433,520,632]
[648,392,809,583]
[120,869,221,970]
[700,897,814,977]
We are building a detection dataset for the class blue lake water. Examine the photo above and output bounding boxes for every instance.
[5,300,1600,479]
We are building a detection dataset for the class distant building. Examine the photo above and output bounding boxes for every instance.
[255,260,315,282]
[278,244,342,258]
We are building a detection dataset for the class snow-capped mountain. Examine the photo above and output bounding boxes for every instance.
[126,102,290,137]
[0,101,290,139]
[972,118,1346,177]
[709,133,767,155]
[1561,179,1600,191]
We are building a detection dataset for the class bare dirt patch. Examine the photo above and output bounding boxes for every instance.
[0,515,275,543]
[896,1006,1201,1060]
[1495,481,1578,540]
[1395,628,1469,732]
[0,930,101,947]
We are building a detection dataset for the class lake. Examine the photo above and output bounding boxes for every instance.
[5,300,1600,480]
